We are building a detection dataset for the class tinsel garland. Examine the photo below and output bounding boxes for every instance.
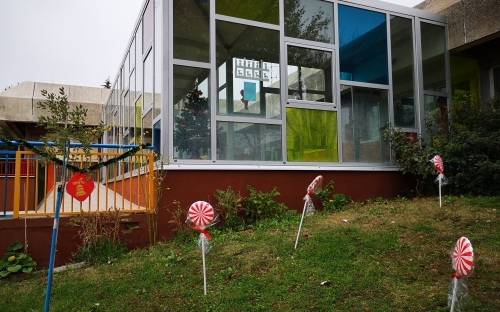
[0,138,151,173]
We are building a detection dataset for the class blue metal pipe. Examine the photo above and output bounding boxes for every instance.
[0,141,154,149]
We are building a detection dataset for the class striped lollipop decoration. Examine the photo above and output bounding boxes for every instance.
[452,236,474,277]
[188,201,214,228]
[307,175,323,195]
[432,155,444,175]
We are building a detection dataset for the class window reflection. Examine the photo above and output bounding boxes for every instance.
[217,122,282,161]
[284,0,334,44]
[144,51,153,108]
[421,22,447,92]
[216,0,279,25]
[173,0,210,63]
[216,21,281,119]
[287,46,332,102]
[173,66,211,160]
[341,86,389,163]
[154,0,162,119]
[338,5,388,85]
[390,16,415,128]
[286,108,338,162]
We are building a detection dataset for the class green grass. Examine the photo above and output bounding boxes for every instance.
[1,196,499,311]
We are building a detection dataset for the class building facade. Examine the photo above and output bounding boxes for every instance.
[103,0,449,204]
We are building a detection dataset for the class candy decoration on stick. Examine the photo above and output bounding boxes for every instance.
[187,201,218,295]
[430,155,448,207]
[295,175,323,249]
[448,237,474,312]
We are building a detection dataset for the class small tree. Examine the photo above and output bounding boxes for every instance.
[37,87,106,162]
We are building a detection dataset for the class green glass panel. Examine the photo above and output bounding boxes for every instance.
[450,55,479,100]
[286,108,338,162]
[216,0,279,25]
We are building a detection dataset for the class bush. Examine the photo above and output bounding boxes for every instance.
[214,186,245,230]
[243,186,287,222]
[314,180,351,212]
[433,95,500,195]
[0,242,36,278]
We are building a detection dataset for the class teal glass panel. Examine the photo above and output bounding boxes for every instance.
[173,0,210,63]
[286,108,338,162]
[284,0,334,44]
[173,66,211,160]
[421,22,447,92]
[217,122,282,161]
[390,16,415,128]
[216,0,279,25]
[338,5,388,85]
[340,86,389,163]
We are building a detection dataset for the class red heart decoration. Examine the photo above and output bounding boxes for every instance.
[66,173,95,202]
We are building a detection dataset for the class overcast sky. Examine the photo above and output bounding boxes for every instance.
[0,0,423,91]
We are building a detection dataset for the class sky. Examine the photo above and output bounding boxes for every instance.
[0,0,423,91]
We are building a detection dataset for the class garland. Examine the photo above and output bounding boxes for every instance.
[0,138,151,173]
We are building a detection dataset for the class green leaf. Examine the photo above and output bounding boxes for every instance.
[7,264,22,272]
[7,241,22,252]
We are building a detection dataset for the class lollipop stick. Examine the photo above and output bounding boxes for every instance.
[295,195,310,249]
[201,235,207,295]
[439,176,442,207]
[450,277,457,312]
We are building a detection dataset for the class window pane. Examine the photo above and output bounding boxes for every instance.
[338,5,388,85]
[424,95,447,137]
[390,16,415,128]
[173,66,211,160]
[173,0,209,63]
[143,0,153,52]
[216,0,279,25]
[421,22,447,92]
[154,0,162,119]
[137,21,142,60]
[153,120,161,156]
[144,51,153,107]
[216,21,281,119]
[287,46,332,102]
[124,91,130,130]
[340,86,389,163]
[284,0,334,44]
[217,122,282,161]
[286,108,338,162]
[494,67,500,95]
[142,109,152,145]
[130,38,136,71]
[450,55,479,99]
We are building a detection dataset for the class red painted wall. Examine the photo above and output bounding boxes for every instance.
[0,170,412,269]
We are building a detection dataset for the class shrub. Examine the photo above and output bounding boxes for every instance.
[214,186,245,230]
[0,242,36,279]
[71,210,127,265]
[433,95,500,195]
[314,180,351,212]
[243,186,287,222]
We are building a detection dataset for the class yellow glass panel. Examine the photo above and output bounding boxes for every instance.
[286,108,338,162]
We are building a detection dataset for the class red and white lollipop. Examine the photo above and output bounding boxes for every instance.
[188,201,214,229]
[452,236,474,277]
[432,155,444,175]
[307,175,323,195]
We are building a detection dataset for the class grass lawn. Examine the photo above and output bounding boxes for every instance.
[1,196,499,311]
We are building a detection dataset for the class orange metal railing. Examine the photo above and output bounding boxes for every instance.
[8,150,155,218]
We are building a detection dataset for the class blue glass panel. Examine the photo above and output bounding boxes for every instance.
[338,5,388,85]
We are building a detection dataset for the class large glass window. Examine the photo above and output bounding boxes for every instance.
[338,5,388,85]
[494,66,500,95]
[421,22,447,92]
[143,0,153,52]
[154,0,162,119]
[173,66,211,160]
[216,0,279,25]
[286,108,338,162]
[216,21,281,119]
[217,122,282,161]
[144,50,153,108]
[284,0,334,44]
[340,86,389,163]
[173,0,209,63]
[390,16,415,129]
[287,46,332,102]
